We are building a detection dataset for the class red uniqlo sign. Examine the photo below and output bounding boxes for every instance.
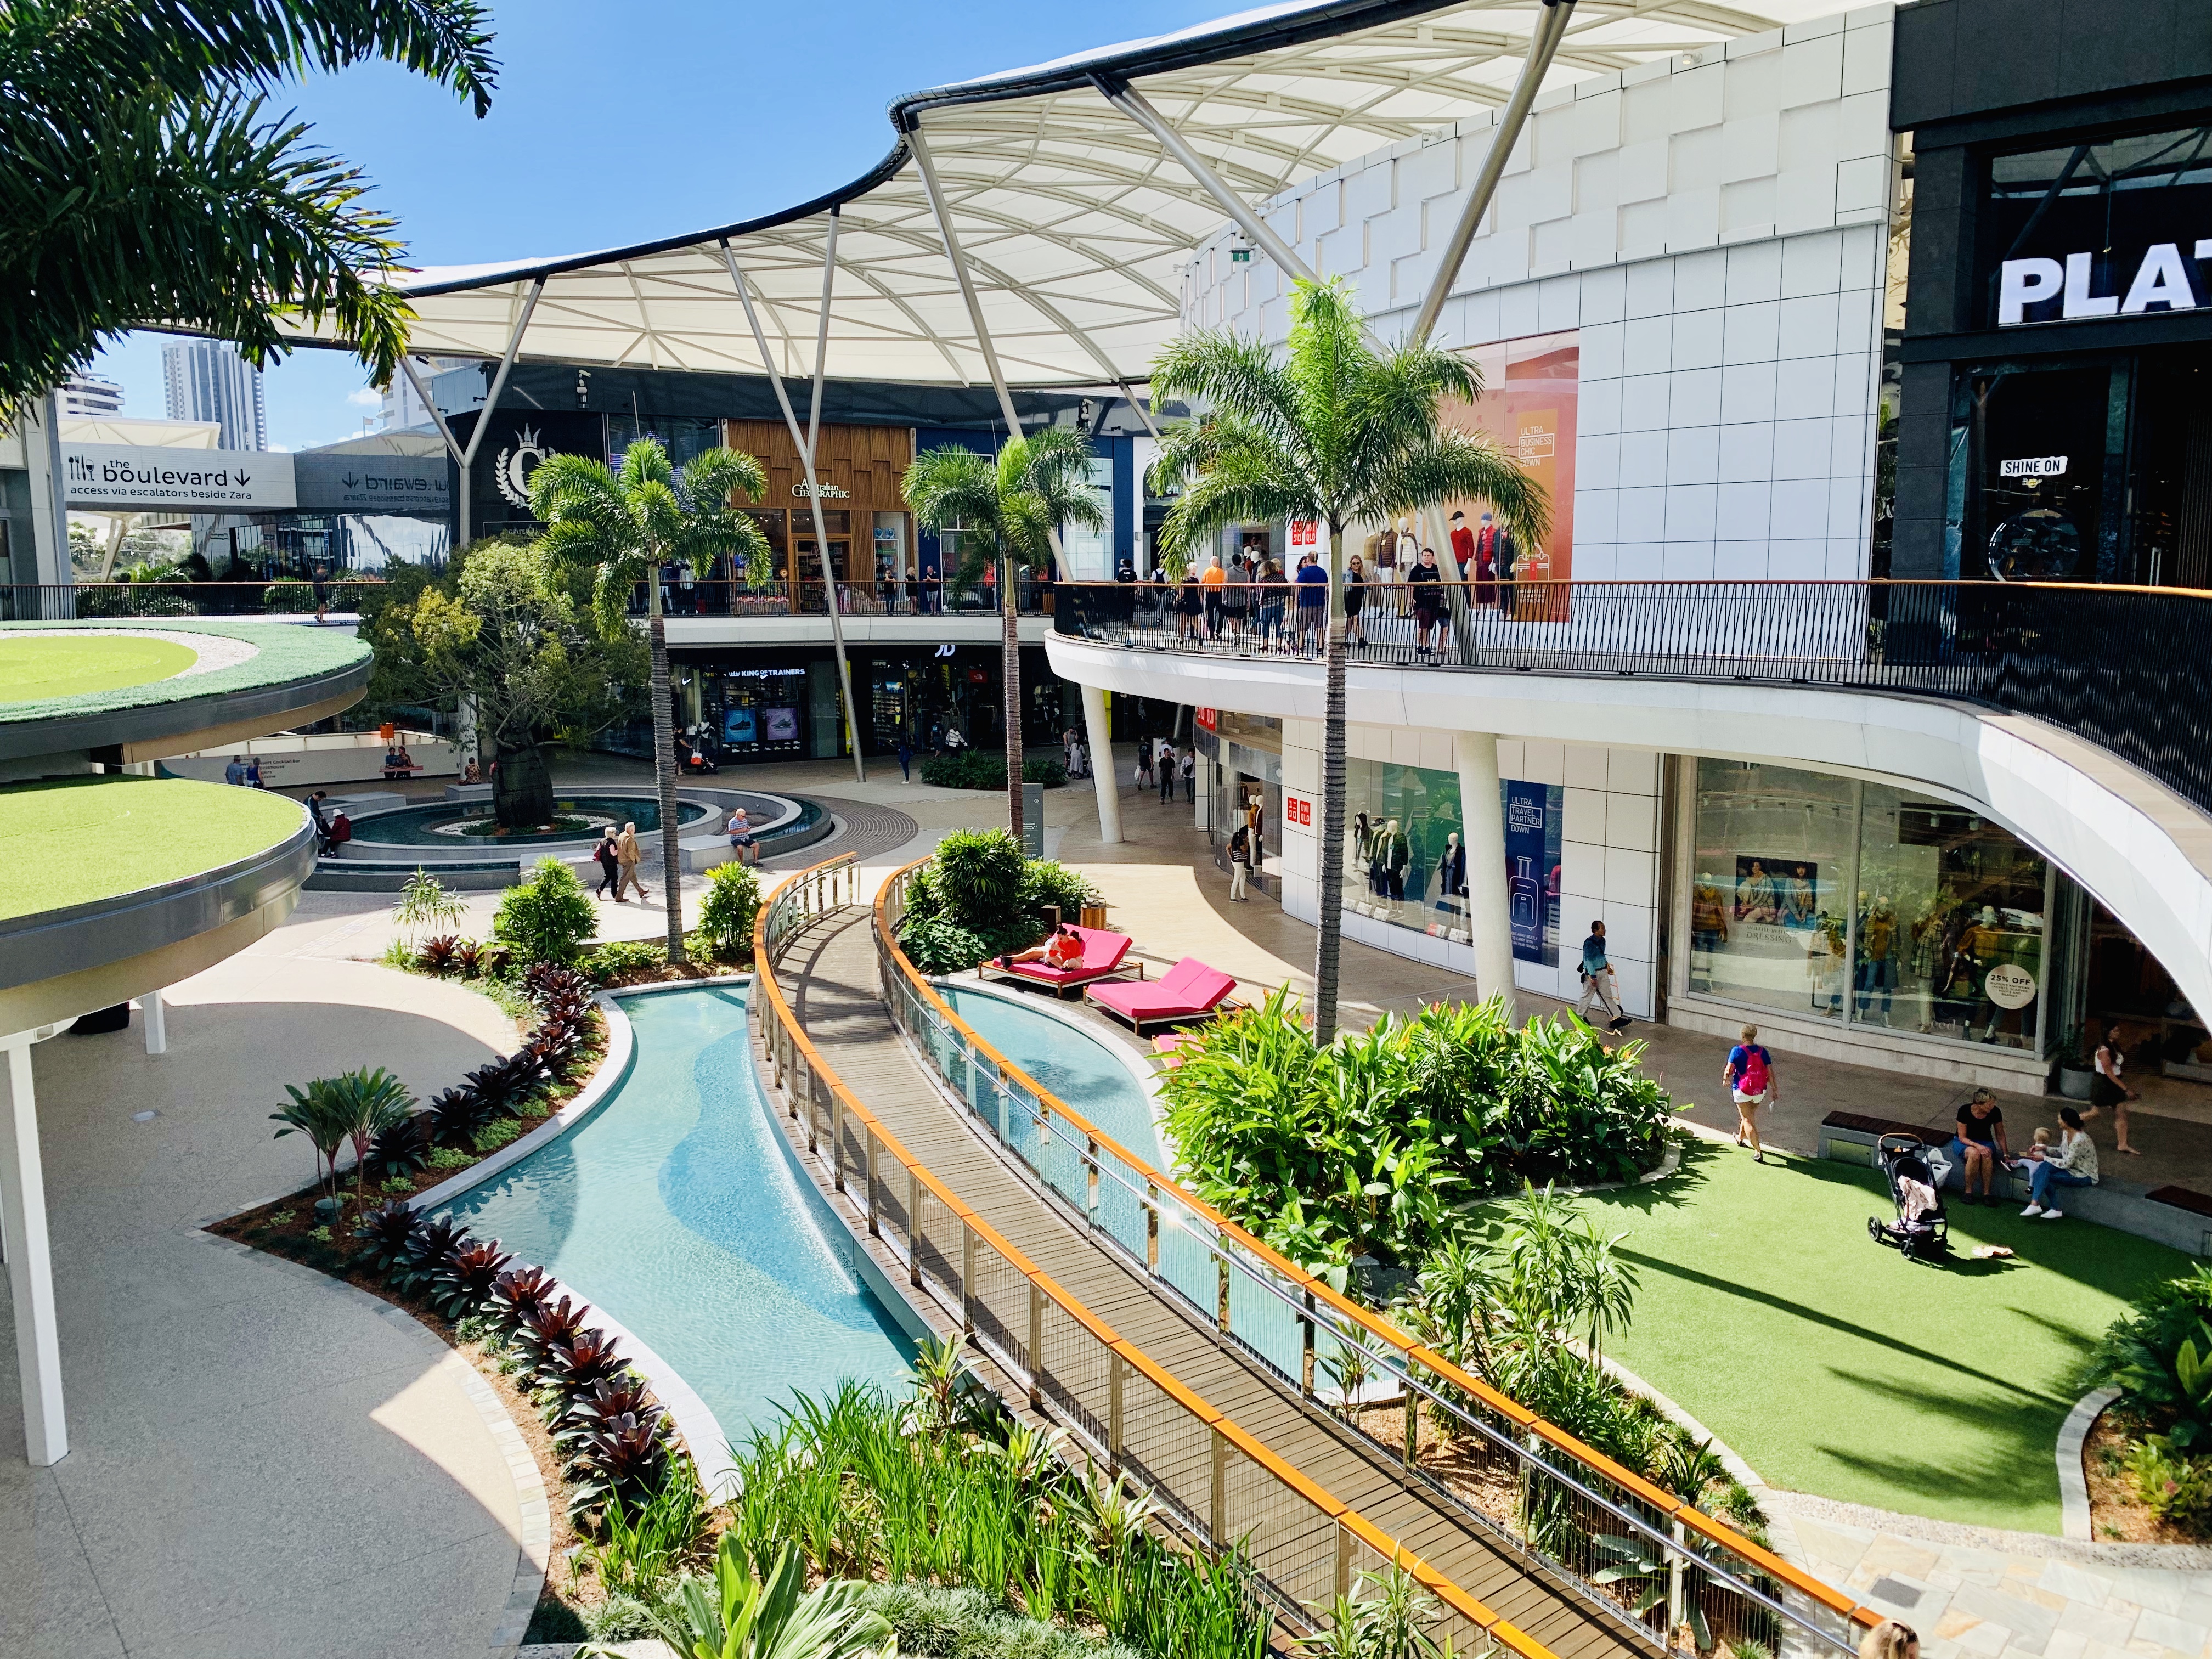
[1290,521,1318,546]
[1195,708,1217,730]
[1286,794,1313,827]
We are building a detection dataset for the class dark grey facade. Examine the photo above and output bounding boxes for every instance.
[1891,0,2212,584]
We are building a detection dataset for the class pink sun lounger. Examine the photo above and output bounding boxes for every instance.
[1087,957,1238,1034]
[977,926,1137,998]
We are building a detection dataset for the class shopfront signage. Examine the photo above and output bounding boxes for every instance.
[294,452,450,515]
[1999,455,2068,479]
[1195,708,1216,730]
[793,481,849,499]
[61,444,296,510]
[1285,794,1313,827]
[1984,963,2038,1009]
[1997,240,2212,327]
[1290,521,1318,546]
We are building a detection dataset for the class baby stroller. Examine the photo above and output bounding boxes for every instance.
[1868,1132,1950,1258]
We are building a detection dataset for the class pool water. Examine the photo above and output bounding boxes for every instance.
[940,984,1165,1164]
[349,793,710,846]
[440,985,913,1444]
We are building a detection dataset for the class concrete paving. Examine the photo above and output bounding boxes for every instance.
[0,939,531,1657]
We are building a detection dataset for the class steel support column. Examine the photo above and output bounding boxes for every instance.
[402,276,545,550]
[1,1033,65,1465]
[721,235,867,781]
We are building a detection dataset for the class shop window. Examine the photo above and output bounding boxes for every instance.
[1339,758,1472,944]
[709,667,806,759]
[1690,760,1856,1021]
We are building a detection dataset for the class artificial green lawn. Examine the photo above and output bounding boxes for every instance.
[0,620,366,728]
[0,776,305,922]
[1574,1141,2189,1534]
[0,633,198,704]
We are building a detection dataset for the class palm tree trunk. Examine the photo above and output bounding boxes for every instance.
[647,585,687,963]
[1313,527,1350,1045]
[1001,553,1024,844]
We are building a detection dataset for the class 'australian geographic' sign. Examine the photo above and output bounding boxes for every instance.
[62,444,296,510]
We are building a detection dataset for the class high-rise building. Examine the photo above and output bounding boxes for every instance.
[59,374,124,419]
[379,357,475,432]
[162,338,266,450]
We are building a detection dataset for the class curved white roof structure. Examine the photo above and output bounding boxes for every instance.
[299,0,1853,390]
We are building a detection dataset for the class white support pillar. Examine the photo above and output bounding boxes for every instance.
[1080,684,1122,846]
[1454,732,1517,1018]
[139,990,166,1056]
[0,1037,66,1465]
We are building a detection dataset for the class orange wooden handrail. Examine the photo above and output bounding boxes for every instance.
[750,857,1555,1654]
[873,856,1883,1637]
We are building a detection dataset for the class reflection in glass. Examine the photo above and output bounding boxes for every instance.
[1338,758,1467,941]
[1690,761,1855,1020]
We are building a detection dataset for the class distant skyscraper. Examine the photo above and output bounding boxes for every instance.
[162,338,266,450]
[379,356,473,432]
[59,374,125,418]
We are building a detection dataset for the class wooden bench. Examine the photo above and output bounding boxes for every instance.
[1817,1111,1938,1166]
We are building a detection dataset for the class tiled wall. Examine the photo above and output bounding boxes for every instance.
[1181,5,1897,585]
[1269,723,1664,1017]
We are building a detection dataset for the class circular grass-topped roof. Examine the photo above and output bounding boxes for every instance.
[0,620,371,764]
[0,775,316,1030]
[0,775,306,924]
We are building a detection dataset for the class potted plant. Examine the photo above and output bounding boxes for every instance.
[2058,1025,2096,1100]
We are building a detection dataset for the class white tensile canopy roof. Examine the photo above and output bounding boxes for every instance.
[297,0,1846,391]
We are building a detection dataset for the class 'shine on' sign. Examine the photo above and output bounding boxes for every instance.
[1999,240,2212,326]
[2000,455,2068,478]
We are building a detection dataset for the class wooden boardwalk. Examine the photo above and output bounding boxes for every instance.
[776,904,1645,1659]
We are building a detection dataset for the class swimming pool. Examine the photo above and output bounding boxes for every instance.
[439,984,913,1448]
[939,984,1165,1165]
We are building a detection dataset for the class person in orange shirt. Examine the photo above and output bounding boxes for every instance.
[1199,551,1227,638]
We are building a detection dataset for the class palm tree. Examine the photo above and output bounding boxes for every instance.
[902,427,1104,843]
[1149,275,1548,1043]
[530,438,770,963]
[2,0,498,416]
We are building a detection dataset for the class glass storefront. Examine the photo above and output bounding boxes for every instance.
[1338,758,1474,944]
[708,667,809,759]
[1687,759,2051,1052]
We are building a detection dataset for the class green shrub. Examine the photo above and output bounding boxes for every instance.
[583,938,665,983]
[494,857,598,966]
[2096,1263,2212,1448]
[2125,1436,2212,1527]
[472,1118,522,1154]
[860,1582,1146,1659]
[696,861,761,959]
[893,833,1100,974]
[427,1146,474,1171]
[1160,990,1671,1267]
[920,750,1067,790]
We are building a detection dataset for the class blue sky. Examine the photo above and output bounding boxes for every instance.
[93,0,1227,450]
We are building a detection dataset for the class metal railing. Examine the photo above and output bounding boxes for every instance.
[639,575,1052,619]
[2,580,387,621]
[1054,577,2212,819]
[874,857,1881,1659]
[751,854,1559,1659]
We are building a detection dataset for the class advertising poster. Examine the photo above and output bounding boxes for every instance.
[1437,331,1578,615]
[723,707,758,746]
[765,707,800,744]
[1502,780,1563,967]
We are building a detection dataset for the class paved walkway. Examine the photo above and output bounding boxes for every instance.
[0,934,533,1657]
[776,902,1639,1659]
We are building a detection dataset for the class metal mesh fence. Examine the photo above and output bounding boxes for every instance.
[1222,1438,1338,1622]
[1037,1300,1109,1457]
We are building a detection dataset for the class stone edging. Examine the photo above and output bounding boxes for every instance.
[2059,1386,2121,1542]
[187,1226,552,1659]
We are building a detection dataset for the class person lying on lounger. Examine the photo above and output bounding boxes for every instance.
[998,927,1085,971]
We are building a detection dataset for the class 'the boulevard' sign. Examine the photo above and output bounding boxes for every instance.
[1998,241,2212,327]
[63,444,296,510]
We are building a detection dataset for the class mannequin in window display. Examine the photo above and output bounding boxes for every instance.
[1391,518,1420,617]
[1353,812,1375,900]
[1449,511,1476,583]
[1376,817,1412,908]
[1473,511,1500,607]
[1855,893,1899,1019]
[1494,521,1518,614]
[1433,831,1468,935]
[1689,875,1729,990]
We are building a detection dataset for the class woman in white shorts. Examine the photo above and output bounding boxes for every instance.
[1722,1023,1778,1164]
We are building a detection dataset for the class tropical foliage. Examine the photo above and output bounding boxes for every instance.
[893,831,1099,974]
[2095,1264,2212,1530]
[919,750,1068,792]
[270,1065,415,1197]
[696,861,764,961]
[901,430,1104,842]
[1147,276,1547,1041]
[529,437,773,961]
[1158,991,1671,1266]
[1,0,499,417]
[494,856,600,966]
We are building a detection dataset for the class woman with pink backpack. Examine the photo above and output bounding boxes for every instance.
[1724,1024,1777,1164]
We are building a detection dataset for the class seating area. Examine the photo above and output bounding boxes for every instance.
[1086,956,1239,1034]
[977,924,1138,997]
